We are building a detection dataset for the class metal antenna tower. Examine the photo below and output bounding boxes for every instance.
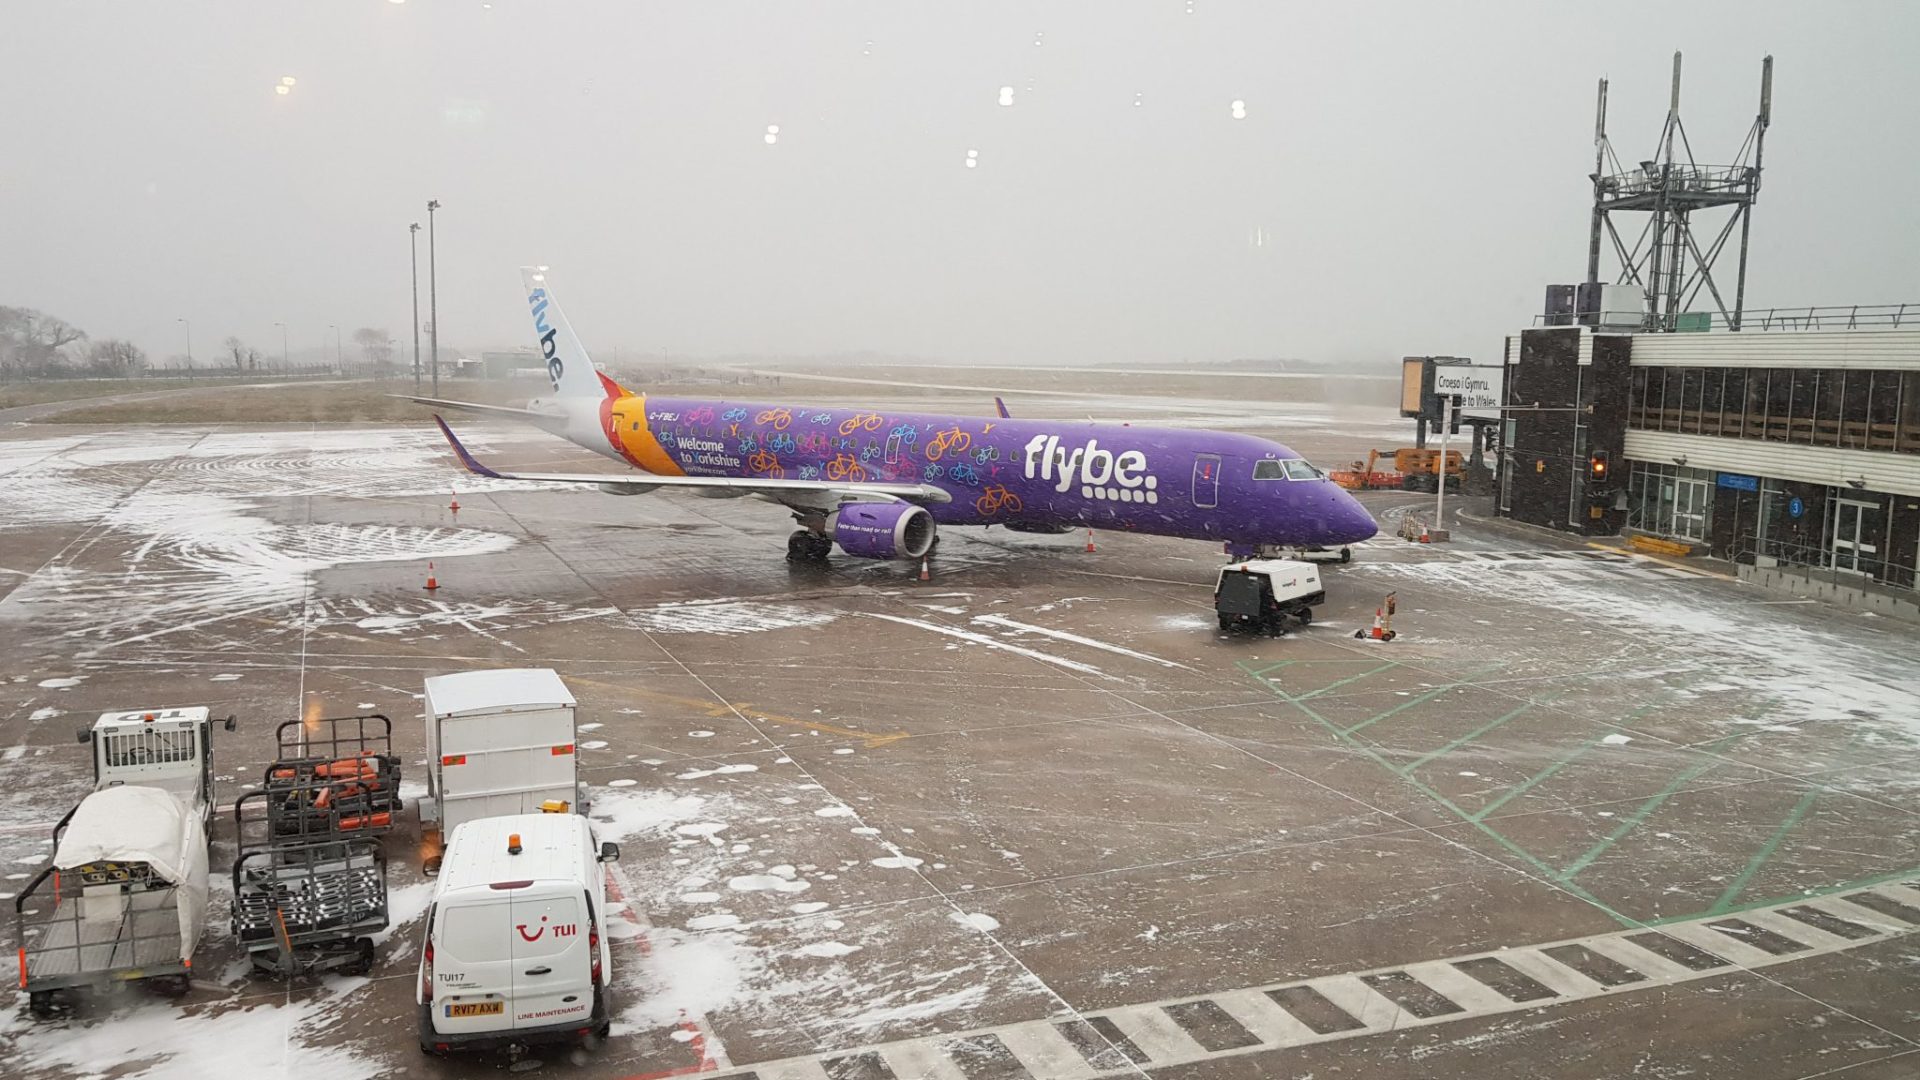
[1585,52,1773,331]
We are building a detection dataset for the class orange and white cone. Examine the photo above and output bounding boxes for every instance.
[449,492,461,513]
[1369,608,1384,638]
[424,561,439,591]
[1085,528,1097,554]
[918,557,930,582]
[1419,525,1430,544]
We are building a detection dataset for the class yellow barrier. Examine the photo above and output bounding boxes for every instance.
[1629,534,1695,557]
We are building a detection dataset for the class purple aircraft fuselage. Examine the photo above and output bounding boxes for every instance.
[602,394,1378,554]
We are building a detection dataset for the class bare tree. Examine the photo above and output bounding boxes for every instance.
[0,306,88,378]
[85,339,148,375]
[222,336,263,371]
[353,327,395,370]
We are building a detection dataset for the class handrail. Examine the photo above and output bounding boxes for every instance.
[1534,301,1917,332]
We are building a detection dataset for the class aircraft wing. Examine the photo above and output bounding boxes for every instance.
[433,415,952,504]
[394,394,555,419]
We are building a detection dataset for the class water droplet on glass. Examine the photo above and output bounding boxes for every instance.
[1230,99,1247,120]
[997,86,1014,107]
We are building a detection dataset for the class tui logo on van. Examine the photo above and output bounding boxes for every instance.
[515,914,578,942]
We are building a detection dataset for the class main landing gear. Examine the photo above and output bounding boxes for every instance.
[787,529,833,563]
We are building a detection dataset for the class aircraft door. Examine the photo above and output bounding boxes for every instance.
[1192,454,1221,509]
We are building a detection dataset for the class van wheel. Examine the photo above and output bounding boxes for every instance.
[420,1043,448,1058]
[593,1020,612,1040]
[1217,615,1235,632]
[1297,608,1314,626]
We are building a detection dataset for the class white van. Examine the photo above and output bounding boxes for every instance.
[416,813,620,1055]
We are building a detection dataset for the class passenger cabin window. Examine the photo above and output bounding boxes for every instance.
[1253,460,1285,480]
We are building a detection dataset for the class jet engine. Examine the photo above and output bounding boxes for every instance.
[832,502,936,560]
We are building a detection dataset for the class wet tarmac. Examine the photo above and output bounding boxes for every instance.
[2,398,1918,1079]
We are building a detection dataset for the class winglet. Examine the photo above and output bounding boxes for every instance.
[433,415,506,479]
[994,396,1011,419]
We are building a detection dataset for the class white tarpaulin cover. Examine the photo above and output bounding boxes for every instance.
[53,785,209,960]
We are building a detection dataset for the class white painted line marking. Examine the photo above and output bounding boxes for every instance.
[1584,935,1694,981]
[970,614,1194,670]
[1502,948,1607,998]
[1105,1004,1209,1063]
[862,613,1115,678]
[1875,883,1920,908]
[1210,988,1317,1047]
[1663,920,1778,966]
[1815,895,1916,935]
[882,1038,970,1080]
[1741,907,1853,949]
[1312,974,1414,1031]
[751,1060,831,1080]
[1402,960,1513,1012]
[996,1021,1099,1080]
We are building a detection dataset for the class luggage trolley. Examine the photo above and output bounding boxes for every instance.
[230,834,387,978]
[262,714,404,841]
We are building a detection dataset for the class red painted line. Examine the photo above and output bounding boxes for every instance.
[604,872,722,1077]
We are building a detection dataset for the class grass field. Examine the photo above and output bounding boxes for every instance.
[41,379,532,424]
[0,378,212,408]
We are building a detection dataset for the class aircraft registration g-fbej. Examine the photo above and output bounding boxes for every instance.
[414,269,1378,564]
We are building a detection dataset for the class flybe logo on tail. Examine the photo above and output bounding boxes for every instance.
[528,289,563,390]
[1023,435,1159,504]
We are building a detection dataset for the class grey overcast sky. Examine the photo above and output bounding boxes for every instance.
[2,2,1915,369]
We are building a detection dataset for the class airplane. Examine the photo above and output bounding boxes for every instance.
[414,269,1379,564]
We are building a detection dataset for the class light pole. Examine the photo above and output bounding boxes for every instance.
[329,324,342,372]
[275,322,288,370]
[177,317,193,381]
[409,222,422,391]
[427,199,440,396]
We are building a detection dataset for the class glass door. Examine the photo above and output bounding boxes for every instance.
[1832,499,1880,574]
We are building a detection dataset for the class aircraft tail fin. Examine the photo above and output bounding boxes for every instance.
[520,267,622,399]
[994,396,1011,419]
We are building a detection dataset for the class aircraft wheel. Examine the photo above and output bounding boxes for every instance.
[786,530,813,563]
[1339,547,1352,564]
[807,534,834,561]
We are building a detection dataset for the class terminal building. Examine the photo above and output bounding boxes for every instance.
[1495,311,1920,604]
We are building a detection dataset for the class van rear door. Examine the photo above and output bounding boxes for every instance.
[431,896,516,1035]
[510,889,594,1030]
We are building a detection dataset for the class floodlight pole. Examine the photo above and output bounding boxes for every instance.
[409,222,422,391]
[427,199,441,396]
[1434,395,1453,536]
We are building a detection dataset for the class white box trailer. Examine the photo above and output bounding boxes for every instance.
[420,669,585,863]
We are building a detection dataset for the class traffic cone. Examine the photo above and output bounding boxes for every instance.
[448,492,461,514]
[1085,528,1097,554]
[1370,608,1384,638]
[918,557,930,582]
[1419,525,1430,544]
[424,561,439,591]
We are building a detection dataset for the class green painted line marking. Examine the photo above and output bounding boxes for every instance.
[1296,661,1402,701]
[1644,863,1920,927]
[1559,759,1720,882]
[1468,690,1679,823]
[1258,669,1630,925]
[1471,728,1614,822]
[1397,697,1551,777]
[1340,662,1507,737]
[1708,784,1825,915]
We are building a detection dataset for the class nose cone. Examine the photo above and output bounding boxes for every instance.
[1332,488,1378,543]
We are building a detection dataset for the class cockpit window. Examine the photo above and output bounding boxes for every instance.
[1253,459,1285,480]
[1282,459,1325,480]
